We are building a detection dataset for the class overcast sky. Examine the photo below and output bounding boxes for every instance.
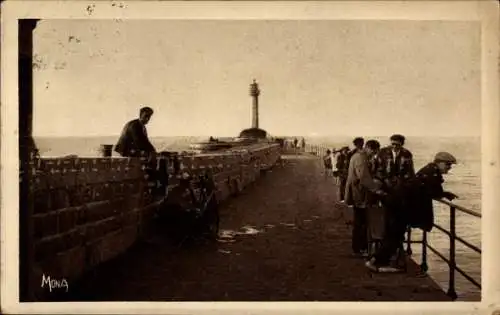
[32,19,481,138]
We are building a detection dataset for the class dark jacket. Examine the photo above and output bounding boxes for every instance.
[386,162,447,232]
[323,155,333,169]
[114,119,156,157]
[376,146,415,188]
[335,153,349,177]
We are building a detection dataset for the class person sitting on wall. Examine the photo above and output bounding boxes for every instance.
[115,106,157,159]
[115,106,161,195]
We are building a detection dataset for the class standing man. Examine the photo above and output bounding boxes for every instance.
[323,149,333,177]
[349,137,365,160]
[345,140,384,257]
[340,137,365,202]
[336,146,350,202]
[115,106,157,158]
[366,152,458,273]
[374,134,414,265]
[377,134,415,191]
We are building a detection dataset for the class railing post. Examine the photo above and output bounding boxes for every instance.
[447,206,458,300]
[421,230,428,272]
[406,226,413,255]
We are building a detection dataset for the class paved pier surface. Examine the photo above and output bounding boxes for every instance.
[68,154,450,301]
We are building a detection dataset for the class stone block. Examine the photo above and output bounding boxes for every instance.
[74,184,94,205]
[87,227,137,267]
[37,246,86,281]
[85,200,111,222]
[125,193,142,209]
[45,168,78,189]
[35,235,66,262]
[77,170,108,186]
[33,189,51,214]
[33,211,59,240]
[33,173,49,191]
[108,197,127,215]
[75,205,87,225]
[49,189,71,211]
[58,207,79,234]
[141,201,160,221]
[111,182,126,197]
[63,228,85,249]
[96,158,112,171]
[121,210,138,227]
[85,217,121,241]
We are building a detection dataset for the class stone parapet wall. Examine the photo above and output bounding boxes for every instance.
[24,142,281,299]
[27,157,151,299]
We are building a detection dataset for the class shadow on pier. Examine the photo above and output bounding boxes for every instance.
[66,153,450,301]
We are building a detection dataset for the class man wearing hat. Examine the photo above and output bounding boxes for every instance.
[345,139,385,256]
[376,134,415,189]
[365,151,459,273]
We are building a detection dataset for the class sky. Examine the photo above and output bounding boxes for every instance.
[32,19,481,138]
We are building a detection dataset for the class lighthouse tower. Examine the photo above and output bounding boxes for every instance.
[239,79,267,139]
[250,79,260,128]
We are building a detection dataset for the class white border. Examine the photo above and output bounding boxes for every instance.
[1,1,499,314]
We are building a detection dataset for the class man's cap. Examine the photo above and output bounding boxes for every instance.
[390,134,405,143]
[365,139,381,150]
[353,137,364,145]
[434,152,457,164]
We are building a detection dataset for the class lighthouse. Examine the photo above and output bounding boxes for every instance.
[250,79,260,128]
[239,79,268,139]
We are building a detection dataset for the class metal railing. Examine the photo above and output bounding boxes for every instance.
[304,143,481,300]
[405,199,481,300]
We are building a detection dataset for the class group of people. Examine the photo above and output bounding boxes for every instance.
[115,108,459,274]
[323,135,458,273]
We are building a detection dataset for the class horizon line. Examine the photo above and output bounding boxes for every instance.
[33,134,482,139]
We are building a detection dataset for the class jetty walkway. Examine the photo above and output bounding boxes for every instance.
[67,152,450,301]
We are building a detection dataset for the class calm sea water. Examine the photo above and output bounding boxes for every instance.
[35,135,481,300]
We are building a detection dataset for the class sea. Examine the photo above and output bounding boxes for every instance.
[34,135,481,301]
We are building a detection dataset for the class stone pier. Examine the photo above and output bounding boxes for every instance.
[61,152,450,301]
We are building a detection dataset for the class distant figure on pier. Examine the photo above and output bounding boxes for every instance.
[115,106,157,159]
[293,138,299,148]
[366,151,458,273]
[345,140,384,257]
[323,149,333,177]
[301,137,306,150]
[335,146,350,202]
[331,148,339,181]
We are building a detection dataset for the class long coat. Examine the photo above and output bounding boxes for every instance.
[344,150,381,208]
[386,162,447,232]
[114,119,156,157]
